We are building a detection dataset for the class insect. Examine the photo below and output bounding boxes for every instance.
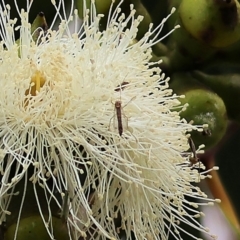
[114,100,125,136]
[202,128,211,136]
[188,137,199,166]
[188,137,202,181]
[110,81,131,137]
[114,81,129,92]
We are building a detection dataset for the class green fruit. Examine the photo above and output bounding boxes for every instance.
[179,0,240,48]
[5,179,61,229]
[181,88,227,149]
[216,42,240,61]
[166,17,216,72]
[192,70,240,122]
[3,180,69,239]
[4,216,69,240]
[170,72,227,149]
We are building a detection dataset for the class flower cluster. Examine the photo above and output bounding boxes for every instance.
[0,0,218,239]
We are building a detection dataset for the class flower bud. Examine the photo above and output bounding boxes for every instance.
[5,216,69,240]
[192,69,240,122]
[179,0,240,48]
[170,72,227,149]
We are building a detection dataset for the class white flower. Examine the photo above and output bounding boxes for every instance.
[0,0,218,239]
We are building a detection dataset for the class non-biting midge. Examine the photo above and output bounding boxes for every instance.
[114,100,124,136]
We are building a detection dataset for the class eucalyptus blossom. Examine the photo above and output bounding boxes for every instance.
[0,0,219,239]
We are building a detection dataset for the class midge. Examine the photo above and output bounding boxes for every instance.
[178,137,202,175]
[188,137,202,174]
[114,100,124,136]
[110,81,135,136]
[188,137,198,166]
